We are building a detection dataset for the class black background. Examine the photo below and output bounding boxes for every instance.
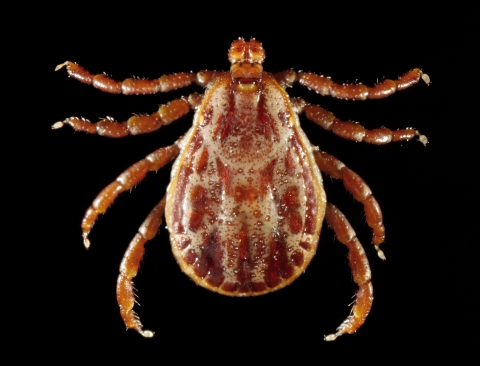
[18,3,477,362]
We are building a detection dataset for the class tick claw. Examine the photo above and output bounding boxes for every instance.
[324,333,338,341]
[415,131,428,146]
[55,62,68,71]
[421,73,431,85]
[140,330,154,338]
[83,235,91,249]
[419,134,428,146]
[52,121,64,129]
[375,246,386,260]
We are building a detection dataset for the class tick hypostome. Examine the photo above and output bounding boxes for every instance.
[54,38,429,341]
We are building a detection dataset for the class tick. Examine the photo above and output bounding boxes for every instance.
[54,38,429,341]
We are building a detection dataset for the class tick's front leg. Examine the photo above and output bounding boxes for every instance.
[116,195,166,337]
[56,62,226,92]
[56,61,197,94]
[298,68,429,100]
[81,144,179,248]
[324,203,373,341]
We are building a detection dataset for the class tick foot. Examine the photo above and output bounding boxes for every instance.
[83,233,91,249]
[324,332,340,341]
[421,73,430,85]
[375,245,386,260]
[416,131,428,146]
[139,329,154,338]
[55,62,68,71]
[52,121,64,129]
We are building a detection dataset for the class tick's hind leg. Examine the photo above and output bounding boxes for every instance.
[314,150,386,259]
[116,196,166,337]
[324,203,373,341]
[81,144,179,248]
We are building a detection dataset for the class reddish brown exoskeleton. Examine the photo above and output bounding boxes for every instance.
[54,38,429,341]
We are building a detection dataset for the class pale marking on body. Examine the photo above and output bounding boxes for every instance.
[167,74,325,293]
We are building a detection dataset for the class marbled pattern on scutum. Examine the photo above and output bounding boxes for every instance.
[166,73,326,296]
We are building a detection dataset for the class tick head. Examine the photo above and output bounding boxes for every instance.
[229,38,265,81]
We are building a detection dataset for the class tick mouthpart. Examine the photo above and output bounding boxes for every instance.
[231,62,263,80]
[234,81,259,92]
[228,38,266,64]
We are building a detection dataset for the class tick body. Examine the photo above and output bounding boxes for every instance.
[55,39,428,340]
[167,68,325,296]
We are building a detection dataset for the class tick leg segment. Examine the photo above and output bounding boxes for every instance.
[314,150,386,259]
[324,203,373,341]
[81,145,179,249]
[195,70,228,87]
[273,69,297,88]
[301,103,428,145]
[116,195,166,338]
[299,68,429,100]
[52,95,199,137]
[56,61,225,92]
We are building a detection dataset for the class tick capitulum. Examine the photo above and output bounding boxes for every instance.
[55,38,428,340]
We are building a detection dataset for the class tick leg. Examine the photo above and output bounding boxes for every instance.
[298,68,430,100]
[294,101,428,145]
[314,150,386,259]
[52,94,201,137]
[55,61,197,94]
[116,195,166,338]
[56,61,225,92]
[81,144,179,249]
[324,203,373,341]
